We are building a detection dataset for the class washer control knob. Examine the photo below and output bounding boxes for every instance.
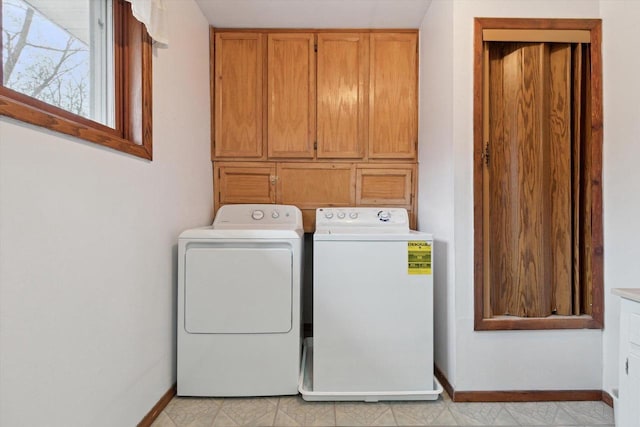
[324,211,334,219]
[377,210,391,222]
[251,210,264,220]
[337,211,346,219]
[349,212,358,219]
[271,210,280,219]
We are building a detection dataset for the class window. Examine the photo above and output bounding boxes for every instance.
[473,18,603,330]
[0,0,152,159]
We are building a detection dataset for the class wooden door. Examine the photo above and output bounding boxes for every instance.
[486,42,573,318]
[214,162,276,207]
[267,33,316,158]
[214,33,264,158]
[316,33,368,159]
[369,33,417,159]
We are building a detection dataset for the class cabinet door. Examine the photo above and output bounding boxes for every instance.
[620,351,640,427]
[214,162,276,207]
[369,33,418,159]
[267,33,316,158]
[619,303,640,427]
[356,165,414,206]
[214,33,264,158]
[317,33,368,159]
[276,163,355,231]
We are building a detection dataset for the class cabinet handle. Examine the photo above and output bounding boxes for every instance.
[270,176,277,185]
[626,357,629,375]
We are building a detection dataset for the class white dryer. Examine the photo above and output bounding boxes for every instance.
[177,204,303,397]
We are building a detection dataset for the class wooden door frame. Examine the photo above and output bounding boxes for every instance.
[473,18,603,331]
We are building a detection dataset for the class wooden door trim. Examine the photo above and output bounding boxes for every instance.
[482,29,591,43]
[473,18,603,331]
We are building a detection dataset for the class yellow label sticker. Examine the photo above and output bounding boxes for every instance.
[408,241,432,275]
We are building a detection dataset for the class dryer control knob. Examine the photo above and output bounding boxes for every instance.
[377,210,391,222]
[251,210,265,220]
[271,210,280,219]
[324,211,334,219]
[349,212,358,219]
[337,211,346,219]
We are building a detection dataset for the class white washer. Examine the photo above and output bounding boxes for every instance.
[177,204,303,397]
[306,207,440,401]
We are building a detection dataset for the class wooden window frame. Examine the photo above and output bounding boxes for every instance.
[0,0,153,160]
[473,18,603,331]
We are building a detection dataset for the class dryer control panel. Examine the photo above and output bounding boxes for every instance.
[213,204,303,229]
[316,207,409,231]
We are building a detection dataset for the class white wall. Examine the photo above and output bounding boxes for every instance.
[0,1,212,425]
[420,0,604,391]
[418,0,456,385]
[600,0,640,397]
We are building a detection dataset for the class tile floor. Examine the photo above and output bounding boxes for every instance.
[150,391,615,427]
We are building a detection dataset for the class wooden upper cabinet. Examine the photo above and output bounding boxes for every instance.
[267,33,316,159]
[316,33,368,159]
[369,33,418,159]
[214,33,264,158]
[210,30,421,231]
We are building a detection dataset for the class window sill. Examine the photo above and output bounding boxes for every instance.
[475,314,603,331]
[0,91,151,160]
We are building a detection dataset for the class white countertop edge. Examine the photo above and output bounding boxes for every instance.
[612,288,640,303]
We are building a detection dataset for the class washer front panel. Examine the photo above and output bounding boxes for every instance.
[313,235,434,393]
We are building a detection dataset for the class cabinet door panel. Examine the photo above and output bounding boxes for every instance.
[356,166,413,205]
[276,163,355,208]
[268,34,316,158]
[369,33,418,159]
[317,33,368,159]
[215,162,276,206]
[214,33,264,158]
[620,351,640,427]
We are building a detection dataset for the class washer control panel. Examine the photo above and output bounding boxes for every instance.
[316,207,409,230]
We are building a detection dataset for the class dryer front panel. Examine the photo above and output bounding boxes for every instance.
[184,245,292,334]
